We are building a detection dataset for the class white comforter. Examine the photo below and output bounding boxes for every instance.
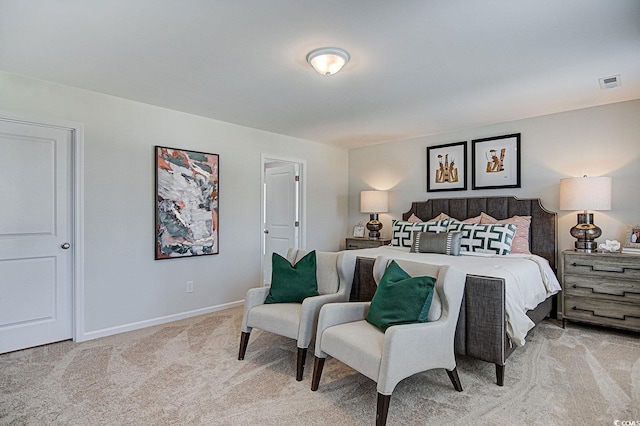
[345,246,562,347]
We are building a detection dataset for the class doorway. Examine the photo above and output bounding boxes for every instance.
[0,113,83,353]
[261,155,305,285]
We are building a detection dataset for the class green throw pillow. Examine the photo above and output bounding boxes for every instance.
[365,260,436,332]
[264,251,319,304]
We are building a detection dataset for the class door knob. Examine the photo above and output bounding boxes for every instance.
[61,242,71,249]
[264,230,269,234]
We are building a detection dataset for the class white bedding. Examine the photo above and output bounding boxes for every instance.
[345,246,562,347]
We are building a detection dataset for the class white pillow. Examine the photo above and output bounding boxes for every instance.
[480,213,531,254]
[390,219,449,247]
[450,223,517,255]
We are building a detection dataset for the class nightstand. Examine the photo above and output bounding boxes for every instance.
[562,250,640,332]
[345,237,391,250]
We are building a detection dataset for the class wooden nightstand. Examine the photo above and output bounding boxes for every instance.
[345,237,391,250]
[562,250,640,332]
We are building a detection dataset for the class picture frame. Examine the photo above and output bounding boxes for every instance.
[623,224,640,249]
[155,146,219,259]
[472,133,521,190]
[426,141,467,192]
[353,222,365,237]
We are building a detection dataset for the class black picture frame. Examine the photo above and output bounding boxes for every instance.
[155,146,219,259]
[426,141,467,192]
[472,133,521,190]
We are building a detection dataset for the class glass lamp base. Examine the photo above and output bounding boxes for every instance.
[570,212,602,253]
[366,213,382,240]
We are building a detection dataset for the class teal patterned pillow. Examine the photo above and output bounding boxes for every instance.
[390,219,449,247]
[455,223,516,255]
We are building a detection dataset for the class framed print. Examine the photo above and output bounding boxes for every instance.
[353,222,365,237]
[624,225,640,249]
[155,146,219,259]
[472,133,521,190]
[426,141,467,192]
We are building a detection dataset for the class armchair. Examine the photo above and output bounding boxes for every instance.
[310,256,466,426]
[238,249,356,381]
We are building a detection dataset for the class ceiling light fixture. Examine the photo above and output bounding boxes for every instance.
[306,47,350,76]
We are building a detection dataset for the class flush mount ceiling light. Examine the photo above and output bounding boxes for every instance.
[306,47,350,76]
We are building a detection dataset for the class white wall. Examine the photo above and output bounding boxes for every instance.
[349,99,640,254]
[0,72,349,338]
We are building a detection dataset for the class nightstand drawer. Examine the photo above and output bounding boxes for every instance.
[563,274,640,303]
[345,238,390,250]
[564,294,640,331]
[564,253,640,280]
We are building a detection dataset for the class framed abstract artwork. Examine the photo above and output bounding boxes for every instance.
[155,146,219,259]
[472,133,521,190]
[426,141,467,192]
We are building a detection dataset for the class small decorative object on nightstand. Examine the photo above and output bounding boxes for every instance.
[622,224,640,254]
[345,237,391,250]
[562,250,640,332]
[353,222,365,238]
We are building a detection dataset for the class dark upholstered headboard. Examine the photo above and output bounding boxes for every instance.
[402,196,557,270]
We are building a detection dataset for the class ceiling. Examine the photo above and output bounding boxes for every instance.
[1,1,639,149]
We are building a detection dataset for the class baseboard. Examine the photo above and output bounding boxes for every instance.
[78,300,244,342]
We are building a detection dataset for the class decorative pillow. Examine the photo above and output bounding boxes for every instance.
[446,215,482,230]
[428,212,450,222]
[390,219,449,247]
[480,213,532,254]
[265,251,319,303]
[452,223,517,255]
[365,260,436,332]
[410,231,462,256]
[407,213,423,223]
[421,213,483,225]
[457,214,482,224]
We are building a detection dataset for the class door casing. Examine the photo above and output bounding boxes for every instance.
[261,154,306,286]
[0,110,85,346]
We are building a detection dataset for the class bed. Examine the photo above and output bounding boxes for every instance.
[346,196,560,386]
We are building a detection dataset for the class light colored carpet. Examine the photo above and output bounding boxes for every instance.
[1,306,638,425]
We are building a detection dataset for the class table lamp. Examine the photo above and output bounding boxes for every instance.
[559,176,612,252]
[360,190,388,239]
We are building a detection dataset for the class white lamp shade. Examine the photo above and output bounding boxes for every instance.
[306,47,350,76]
[559,176,612,211]
[360,190,388,213]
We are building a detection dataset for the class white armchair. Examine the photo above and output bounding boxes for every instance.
[310,256,466,426]
[238,249,356,381]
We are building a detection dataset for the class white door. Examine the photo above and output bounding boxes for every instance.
[263,163,299,284]
[0,119,73,354]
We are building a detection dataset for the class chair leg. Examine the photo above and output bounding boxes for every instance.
[311,356,325,391]
[296,347,307,381]
[495,364,505,386]
[446,367,463,392]
[376,393,391,426]
[238,331,250,360]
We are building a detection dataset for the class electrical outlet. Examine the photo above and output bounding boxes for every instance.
[186,281,194,293]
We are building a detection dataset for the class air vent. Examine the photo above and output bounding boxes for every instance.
[599,75,621,90]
